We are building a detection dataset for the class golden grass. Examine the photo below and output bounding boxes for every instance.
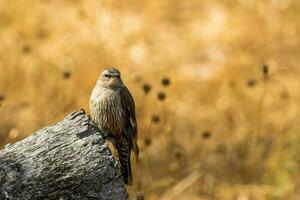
[1,0,300,199]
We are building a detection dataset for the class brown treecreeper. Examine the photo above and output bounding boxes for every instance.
[89,67,139,185]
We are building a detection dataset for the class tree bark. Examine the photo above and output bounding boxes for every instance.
[0,110,129,200]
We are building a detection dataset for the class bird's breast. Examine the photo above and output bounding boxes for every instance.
[90,88,124,136]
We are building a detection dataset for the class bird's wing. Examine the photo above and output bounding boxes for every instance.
[120,86,139,158]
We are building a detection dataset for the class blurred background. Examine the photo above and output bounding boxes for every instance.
[0,0,300,199]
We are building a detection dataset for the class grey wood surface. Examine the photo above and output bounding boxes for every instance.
[0,110,129,200]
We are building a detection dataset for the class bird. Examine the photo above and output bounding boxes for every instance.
[89,67,139,185]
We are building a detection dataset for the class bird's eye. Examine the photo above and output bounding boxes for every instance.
[115,75,120,78]
[104,74,110,78]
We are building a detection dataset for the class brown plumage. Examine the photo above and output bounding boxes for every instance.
[89,67,139,185]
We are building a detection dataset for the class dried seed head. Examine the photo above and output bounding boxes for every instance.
[142,83,152,94]
[151,115,160,123]
[22,45,31,54]
[37,28,49,39]
[202,131,211,139]
[161,77,171,86]
[174,150,182,159]
[144,137,152,146]
[247,79,257,87]
[0,94,5,102]
[63,70,72,79]
[157,91,166,101]
[263,64,269,76]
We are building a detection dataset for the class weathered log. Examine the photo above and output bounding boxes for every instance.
[0,110,129,200]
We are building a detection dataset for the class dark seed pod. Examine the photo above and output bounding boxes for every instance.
[263,64,268,76]
[161,77,171,86]
[22,45,32,54]
[151,115,160,123]
[144,137,152,146]
[247,79,257,87]
[202,131,211,139]
[174,150,182,159]
[0,94,5,102]
[142,83,152,94]
[63,70,72,79]
[157,92,166,101]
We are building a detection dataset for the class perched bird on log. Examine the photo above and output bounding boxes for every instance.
[90,67,139,185]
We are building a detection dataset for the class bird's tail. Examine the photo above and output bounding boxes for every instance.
[117,142,133,185]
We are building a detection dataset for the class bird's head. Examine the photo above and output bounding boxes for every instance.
[97,67,124,88]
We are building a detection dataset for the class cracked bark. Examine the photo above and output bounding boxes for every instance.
[0,110,129,200]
